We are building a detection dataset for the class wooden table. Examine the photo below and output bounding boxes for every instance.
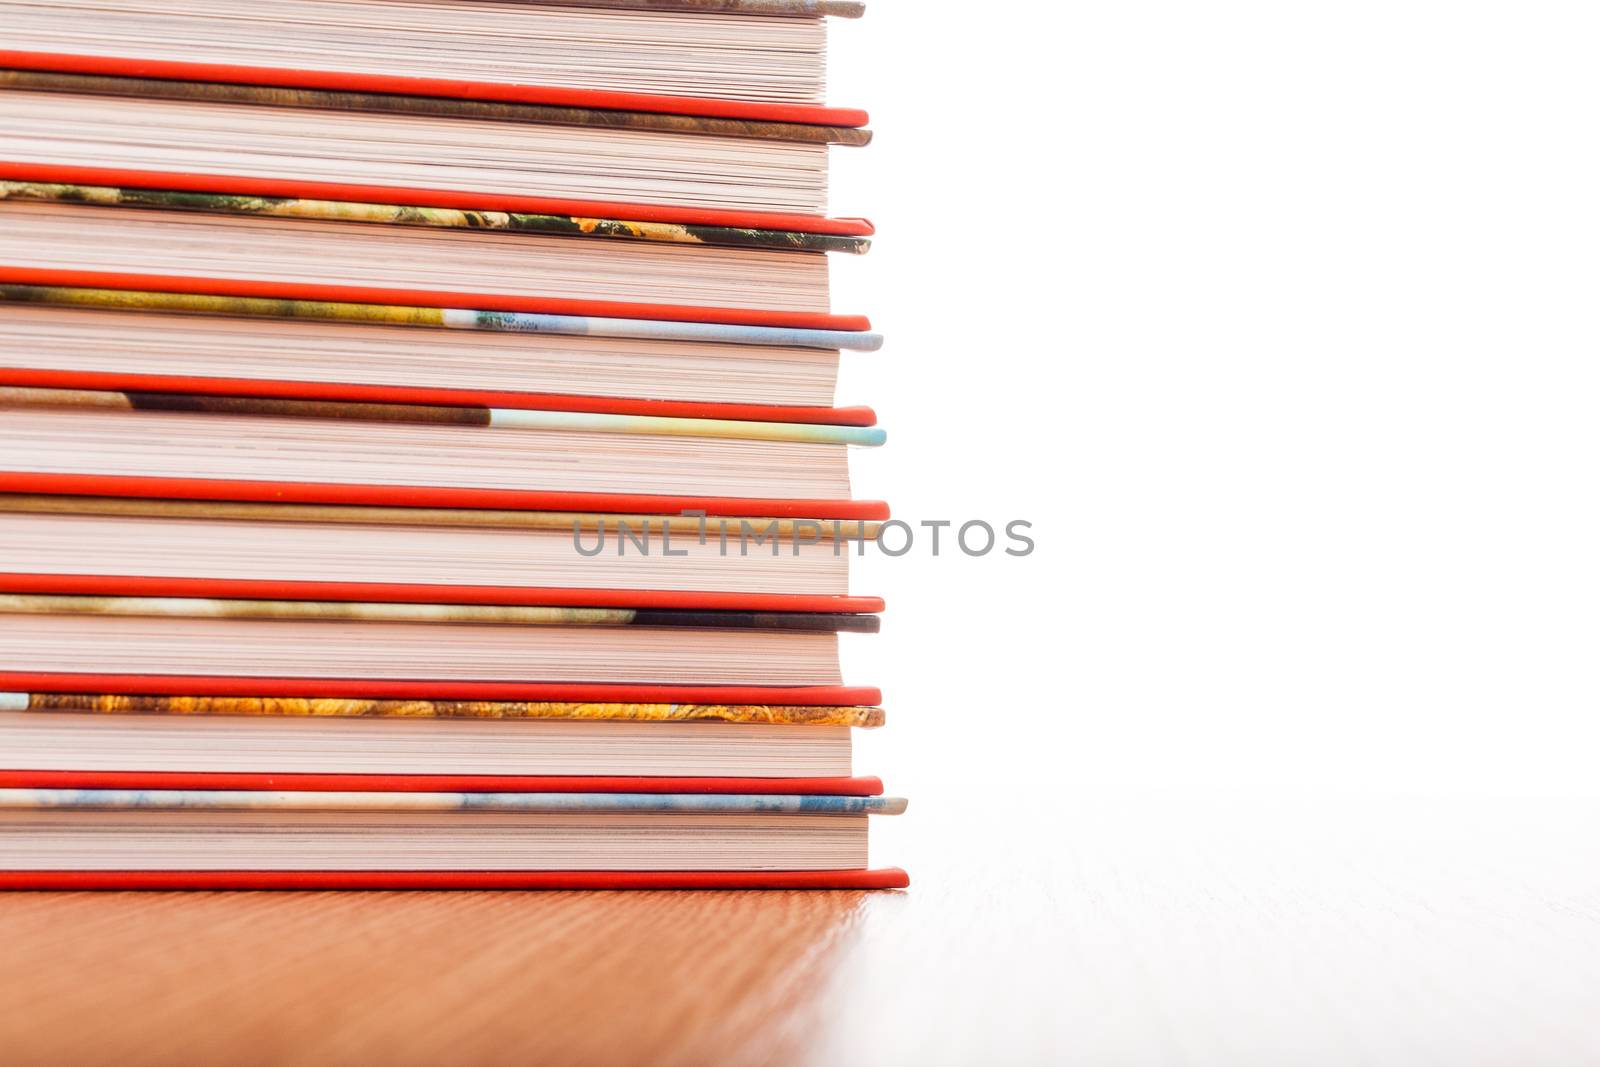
[4,788,1598,1065]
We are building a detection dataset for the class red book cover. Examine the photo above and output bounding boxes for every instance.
[0,265,871,333]
[0,473,892,521]
[0,367,879,428]
[0,771,887,797]
[0,868,911,891]
[0,574,885,615]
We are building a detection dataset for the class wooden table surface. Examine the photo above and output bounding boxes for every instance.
[5,788,1599,1066]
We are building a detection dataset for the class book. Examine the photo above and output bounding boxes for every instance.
[0,674,882,707]
[0,402,887,518]
[0,74,869,229]
[0,386,886,446]
[0,199,867,331]
[0,869,911,890]
[0,593,878,630]
[0,696,882,779]
[0,282,884,351]
[0,496,884,611]
[1,770,887,796]
[0,691,887,727]
[0,180,871,254]
[0,788,908,876]
[0,300,874,426]
[0,593,867,684]
[0,67,869,144]
[0,0,864,123]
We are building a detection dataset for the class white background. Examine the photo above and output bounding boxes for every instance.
[799,13,1600,1058]
[825,1,1600,803]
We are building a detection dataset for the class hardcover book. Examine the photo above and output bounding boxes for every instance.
[0,787,910,889]
[0,402,889,518]
[0,690,887,782]
[0,593,871,685]
[0,180,873,253]
[0,73,870,232]
[0,199,868,331]
[0,496,884,610]
[0,0,866,123]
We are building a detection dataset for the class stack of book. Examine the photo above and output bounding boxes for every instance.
[0,0,905,890]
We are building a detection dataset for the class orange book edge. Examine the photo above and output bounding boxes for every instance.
[0,869,910,890]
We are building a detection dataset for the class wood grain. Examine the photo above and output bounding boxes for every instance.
[7,790,1600,1065]
[0,888,878,1067]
